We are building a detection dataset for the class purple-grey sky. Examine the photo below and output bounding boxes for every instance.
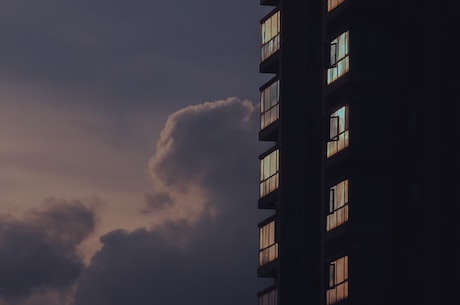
[0,1,274,304]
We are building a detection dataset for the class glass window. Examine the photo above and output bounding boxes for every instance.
[327,106,349,158]
[259,220,278,266]
[327,0,345,13]
[261,11,280,61]
[260,149,279,198]
[260,80,280,130]
[327,256,349,305]
[327,179,349,231]
[327,31,349,84]
[259,289,278,305]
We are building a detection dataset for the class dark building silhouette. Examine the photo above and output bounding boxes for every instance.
[256,1,458,305]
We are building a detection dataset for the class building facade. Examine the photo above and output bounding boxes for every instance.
[257,1,458,305]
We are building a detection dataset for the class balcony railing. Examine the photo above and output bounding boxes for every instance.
[259,243,278,266]
[261,34,280,62]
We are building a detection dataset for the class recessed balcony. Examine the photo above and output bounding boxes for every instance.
[259,148,279,199]
[259,78,279,141]
[258,217,279,278]
[260,10,280,73]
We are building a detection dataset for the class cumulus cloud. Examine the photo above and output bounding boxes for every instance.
[73,98,271,305]
[0,198,97,303]
[144,97,259,228]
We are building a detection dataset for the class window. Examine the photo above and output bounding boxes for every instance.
[327,106,349,158]
[260,149,279,198]
[261,11,280,61]
[259,289,278,305]
[327,31,349,84]
[327,256,349,305]
[260,80,280,130]
[327,0,345,12]
[259,220,278,266]
[327,180,349,231]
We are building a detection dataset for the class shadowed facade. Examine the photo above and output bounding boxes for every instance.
[256,1,458,305]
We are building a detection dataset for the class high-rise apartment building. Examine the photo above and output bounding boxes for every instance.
[256,1,458,305]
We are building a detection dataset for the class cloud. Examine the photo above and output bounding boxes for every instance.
[0,198,97,303]
[73,98,271,305]
[144,97,259,228]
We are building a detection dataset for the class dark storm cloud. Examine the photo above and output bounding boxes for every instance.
[0,0,262,109]
[73,98,272,305]
[0,199,96,301]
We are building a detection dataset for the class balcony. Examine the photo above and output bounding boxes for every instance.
[258,217,278,277]
[259,78,279,141]
[260,10,280,73]
[259,148,279,198]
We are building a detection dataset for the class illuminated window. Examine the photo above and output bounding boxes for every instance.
[327,0,345,12]
[260,80,279,130]
[327,31,349,84]
[261,11,280,61]
[327,256,349,305]
[327,180,349,231]
[259,220,278,266]
[327,106,349,158]
[259,289,278,305]
[260,149,279,198]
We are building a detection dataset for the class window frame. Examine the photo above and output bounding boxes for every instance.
[326,31,350,85]
[258,217,279,267]
[326,179,349,231]
[326,105,349,158]
[259,147,280,198]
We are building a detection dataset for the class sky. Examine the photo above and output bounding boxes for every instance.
[0,1,274,304]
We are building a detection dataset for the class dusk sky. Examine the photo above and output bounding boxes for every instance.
[0,1,274,304]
